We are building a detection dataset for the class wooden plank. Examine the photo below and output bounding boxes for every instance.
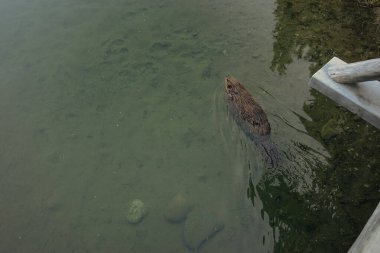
[327,58,380,84]
[348,202,380,253]
[309,57,380,130]
[310,57,380,253]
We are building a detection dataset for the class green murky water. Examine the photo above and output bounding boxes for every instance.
[0,0,379,252]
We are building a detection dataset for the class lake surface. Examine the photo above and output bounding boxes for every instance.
[0,0,379,252]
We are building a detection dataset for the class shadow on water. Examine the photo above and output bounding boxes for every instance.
[253,0,380,252]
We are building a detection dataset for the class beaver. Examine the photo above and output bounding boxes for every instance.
[224,75,280,168]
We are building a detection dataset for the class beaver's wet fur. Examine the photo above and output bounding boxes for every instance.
[224,75,271,136]
[224,75,280,168]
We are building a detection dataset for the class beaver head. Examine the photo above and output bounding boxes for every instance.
[224,75,240,98]
[224,75,251,101]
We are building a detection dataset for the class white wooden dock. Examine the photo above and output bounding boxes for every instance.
[309,57,380,253]
[348,202,380,253]
[309,57,380,130]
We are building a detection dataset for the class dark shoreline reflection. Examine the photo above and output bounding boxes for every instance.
[271,0,379,75]
[255,0,380,252]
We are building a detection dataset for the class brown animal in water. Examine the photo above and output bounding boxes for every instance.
[224,75,280,167]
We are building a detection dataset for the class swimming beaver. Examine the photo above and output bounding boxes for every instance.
[224,75,280,167]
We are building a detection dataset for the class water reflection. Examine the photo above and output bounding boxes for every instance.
[271,0,380,75]
[258,0,380,252]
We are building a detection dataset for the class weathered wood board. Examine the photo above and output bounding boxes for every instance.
[328,58,380,83]
[348,202,380,253]
[309,57,380,130]
[310,57,380,253]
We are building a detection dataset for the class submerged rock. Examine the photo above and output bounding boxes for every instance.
[151,41,171,50]
[164,192,193,223]
[321,118,342,140]
[183,211,224,250]
[126,199,147,224]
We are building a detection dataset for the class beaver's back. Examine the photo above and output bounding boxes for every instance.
[224,76,280,168]
[224,77,271,137]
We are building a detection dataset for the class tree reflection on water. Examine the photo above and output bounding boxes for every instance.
[271,0,379,75]
[254,1,380,252]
